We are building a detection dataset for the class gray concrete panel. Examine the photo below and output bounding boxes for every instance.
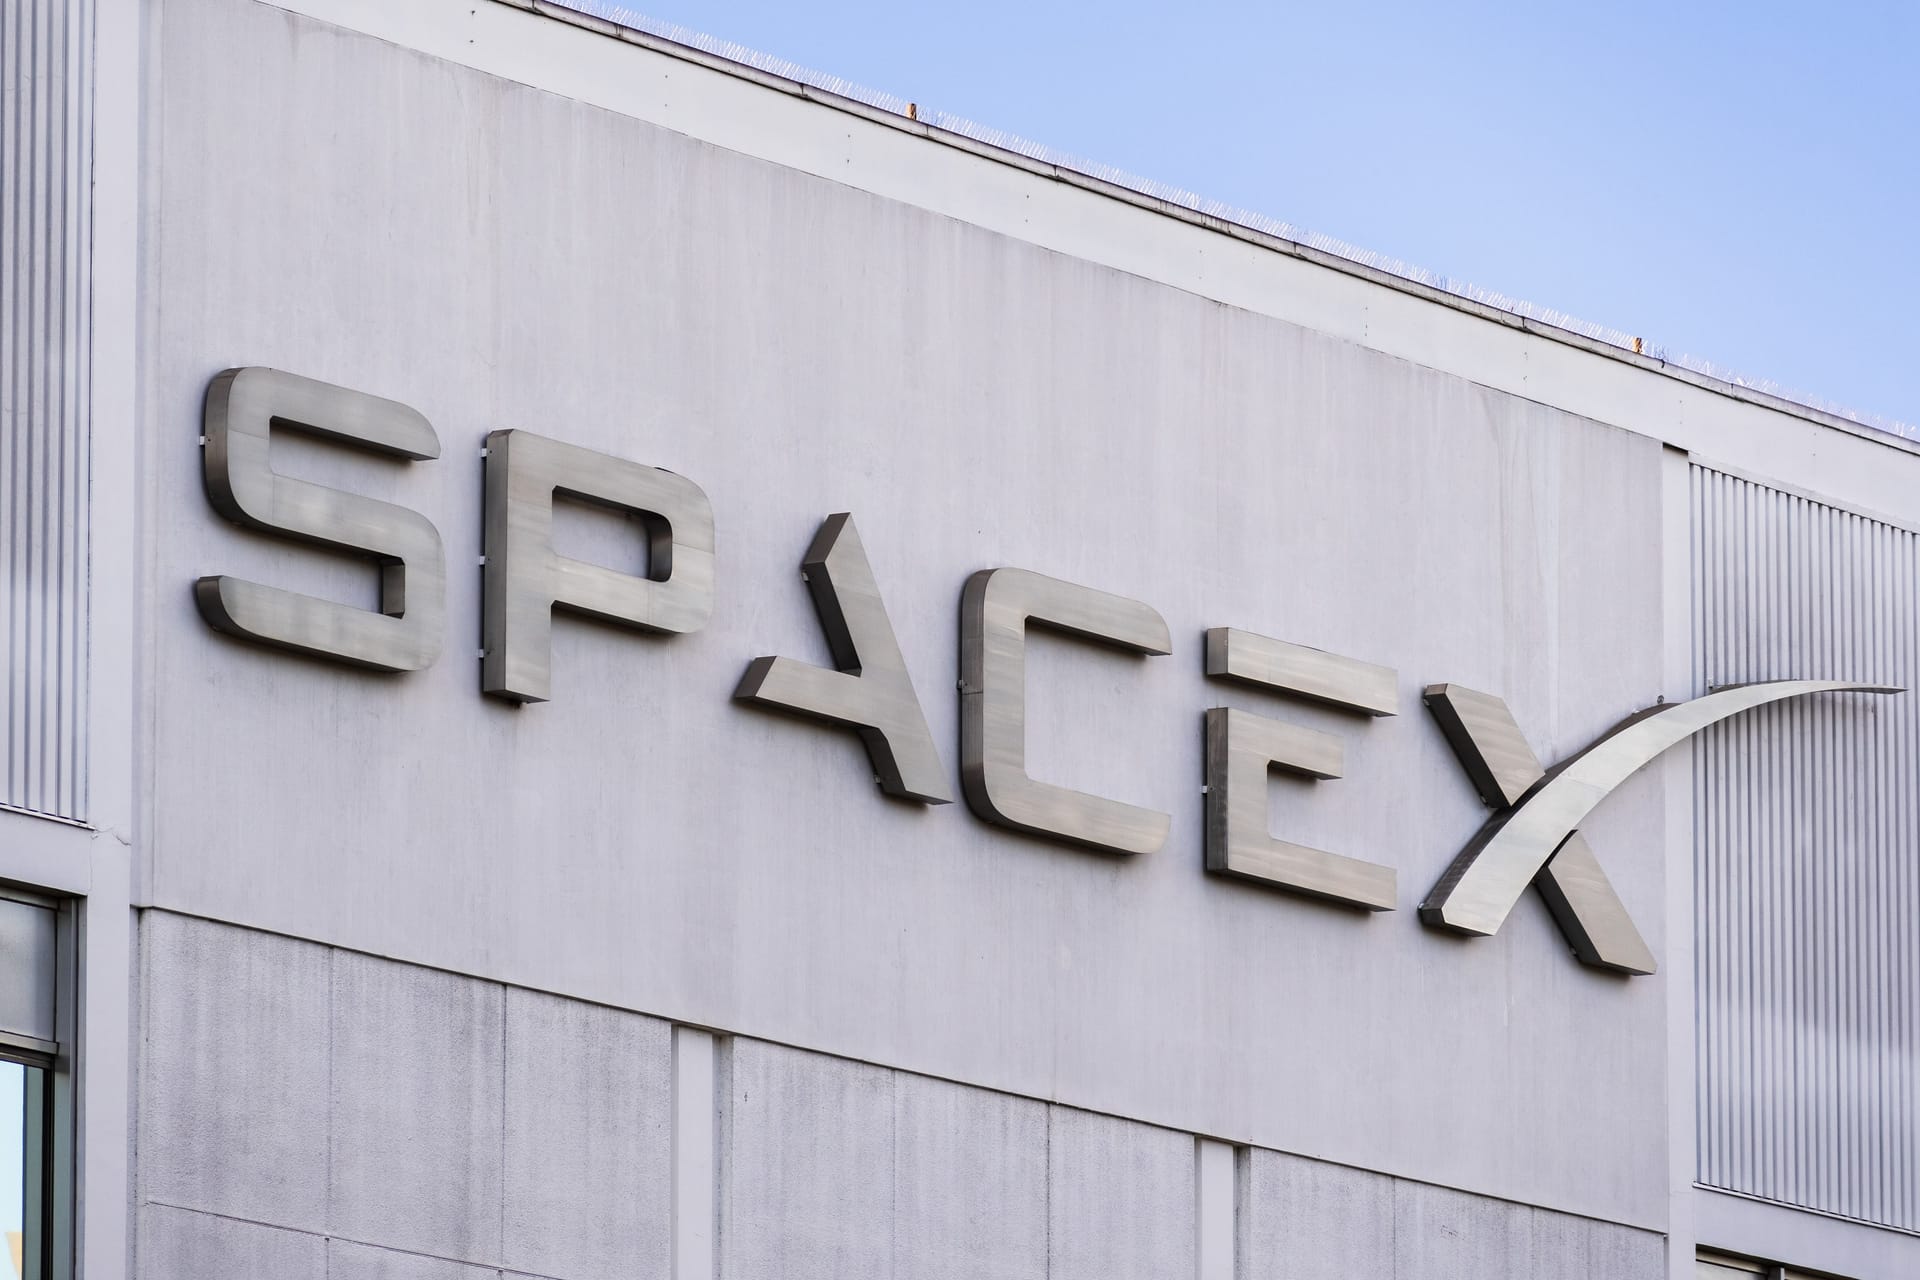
[1392,1180,1533,1280]
[329,952,505,1264]
[147,0,1669,1226]
[138,913,330,1231]
[502,988,673,1280]
[329,1239,501,1280]
[1046,1107,1194,1280]
[1525,1205,1594,1280]
[139,1204,325,1280]
[719,1039,894,1280]
[1575,1213,1666,1279]
[1240,1148,1396,1280]
[892,1073,1047,1280]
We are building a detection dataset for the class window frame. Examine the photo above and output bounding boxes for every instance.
[0,887,75,1280]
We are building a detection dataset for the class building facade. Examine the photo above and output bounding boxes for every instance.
[2,1,1918,1276]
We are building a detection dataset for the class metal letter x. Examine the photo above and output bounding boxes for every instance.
[1421,678,1898,976]
[1420,684,1657,976]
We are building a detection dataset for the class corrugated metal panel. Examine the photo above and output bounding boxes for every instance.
[0,0,92,823]
[1694,464,1920,1232]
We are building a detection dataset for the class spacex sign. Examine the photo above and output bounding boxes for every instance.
[195,368,1901,977]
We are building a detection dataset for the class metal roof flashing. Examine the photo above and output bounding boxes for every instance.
[503,0,1920,458]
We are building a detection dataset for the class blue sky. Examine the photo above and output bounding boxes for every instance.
[607,1,1918,429]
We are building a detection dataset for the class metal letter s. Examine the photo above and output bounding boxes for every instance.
[481,430,715,703]
[196,367,444,672]
[960,568,1171,855]
[735,515,952,803]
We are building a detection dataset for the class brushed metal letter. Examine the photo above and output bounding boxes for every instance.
[1423,684,1655,974]
[1204,708,1395,910]
[960,568,1171,855]
[735,515,952,804]
[1424,680,1902,943]
[482,430,715,703]
[195,367,444,672]
[1201,627,1397,908]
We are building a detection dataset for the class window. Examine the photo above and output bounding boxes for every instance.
[1699,1248,1849,1280]
[0,893,71,1280]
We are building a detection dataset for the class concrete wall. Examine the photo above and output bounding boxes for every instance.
[141,0,1669,1231]
[137,911,674,1280]
[1240,1150,1666,1279]
[136,912,1664,1279]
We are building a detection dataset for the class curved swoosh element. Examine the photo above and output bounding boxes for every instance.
[1422,680,1903,937]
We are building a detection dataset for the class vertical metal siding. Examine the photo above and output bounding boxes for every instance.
[1694,464,1919,1232]
[0,0,92,823]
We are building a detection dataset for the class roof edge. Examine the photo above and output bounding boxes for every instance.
[512,0,1919,456]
